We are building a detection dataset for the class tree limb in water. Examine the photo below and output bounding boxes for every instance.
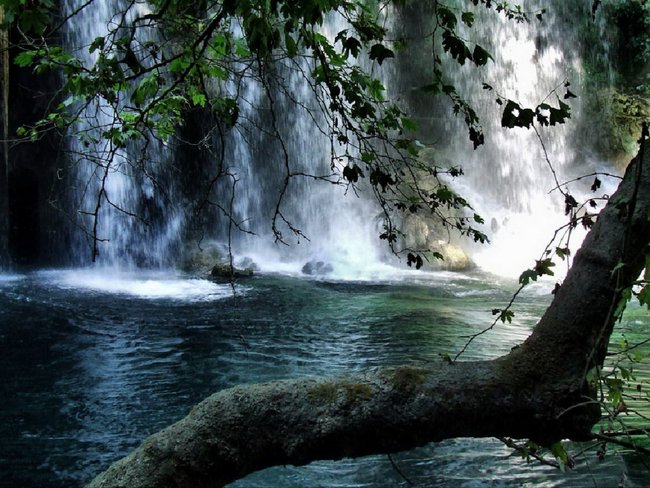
[88,142,650,488]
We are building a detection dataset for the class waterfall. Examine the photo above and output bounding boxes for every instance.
[392,0,617,278]
[62,0,184,268]
[460,1,617,277]
[57,1,616,278]
[212,16,388,278]
[59,3,388,275]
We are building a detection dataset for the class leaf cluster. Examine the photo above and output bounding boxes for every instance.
[495,82,576,130]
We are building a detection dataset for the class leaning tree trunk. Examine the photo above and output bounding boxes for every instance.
[88,140,650,488]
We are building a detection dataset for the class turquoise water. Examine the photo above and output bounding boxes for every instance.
[0,269,647,487]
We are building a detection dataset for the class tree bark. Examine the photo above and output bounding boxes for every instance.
[88,141,650,488]
[0,8,9,264]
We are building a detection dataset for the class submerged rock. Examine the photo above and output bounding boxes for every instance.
[301,260,334,276]
[210,261,255,279]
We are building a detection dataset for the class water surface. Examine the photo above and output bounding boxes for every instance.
[0,269,647,487]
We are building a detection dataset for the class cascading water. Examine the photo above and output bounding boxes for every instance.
[63,0,184,269]
[391,0,618,278]
[60,3,388,276]
[216,16,389,278]
[58,0,618,279]
[449,1,614,277]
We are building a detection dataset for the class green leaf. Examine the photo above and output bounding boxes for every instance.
[501,100,534,129]
[370,168,395,192]
[211,33,229,57]
[439,353,453,364]
[19,7,51,34]
[400,117,418,132]
[535,258,555,277]
[605,377,625,405]
[591,177,602,192]
[343,164,364,183]
[191,92,207,108]
[519,268,538,286]
[501,100,519,128]
[340,35,362,58]
[442,31,471,65]
[550,442,571,473]
[420,82,441,95]
[131,74,160,108]
[89,37,105,54]
[14,51,36,68]
[549,101,571,125]
[437,6,457,29]
[619,366,634,381]
[461,12,475,27]
[435,186,454,203]
[614,286,632,318]
[407,252,424,269]
[555,247,571,261]
[285,33,298,58]
[472,45,491,66]
[368,43,394,65]
[366,78,385,100]
[469,126,484,149]
[499,310,515,323]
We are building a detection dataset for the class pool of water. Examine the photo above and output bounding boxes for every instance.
[0,268,647,487]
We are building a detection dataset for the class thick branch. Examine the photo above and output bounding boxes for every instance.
[87,361,595,488]
[88,142,650,488]
[510,137,650,382]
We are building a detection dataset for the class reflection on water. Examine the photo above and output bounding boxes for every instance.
[0,269,648,487]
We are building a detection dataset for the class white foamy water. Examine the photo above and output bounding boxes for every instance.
[0,274,25,285]
[37,269,239,301]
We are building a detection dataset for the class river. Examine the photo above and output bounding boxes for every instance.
[1,268,648,487]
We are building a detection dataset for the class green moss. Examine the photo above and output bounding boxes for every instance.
[308,381,373,404]
[342,382,373,402]
[390,366,430,392]
[612,92,649,150]
[307,382,338,403]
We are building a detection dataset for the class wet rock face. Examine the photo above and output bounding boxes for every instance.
[436,242,474,271]
[182,242,258,278]
[7,168,40,265]
[210,261,255,279]
[401,214,474,271]
[3,25,63,266]
[301,261,334,276]
[181,242,226,275]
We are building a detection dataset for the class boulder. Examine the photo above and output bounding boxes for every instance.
[431,241,474,271]
[301,260,333,276]
[210,261,255,279]
[181,242,226,275]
